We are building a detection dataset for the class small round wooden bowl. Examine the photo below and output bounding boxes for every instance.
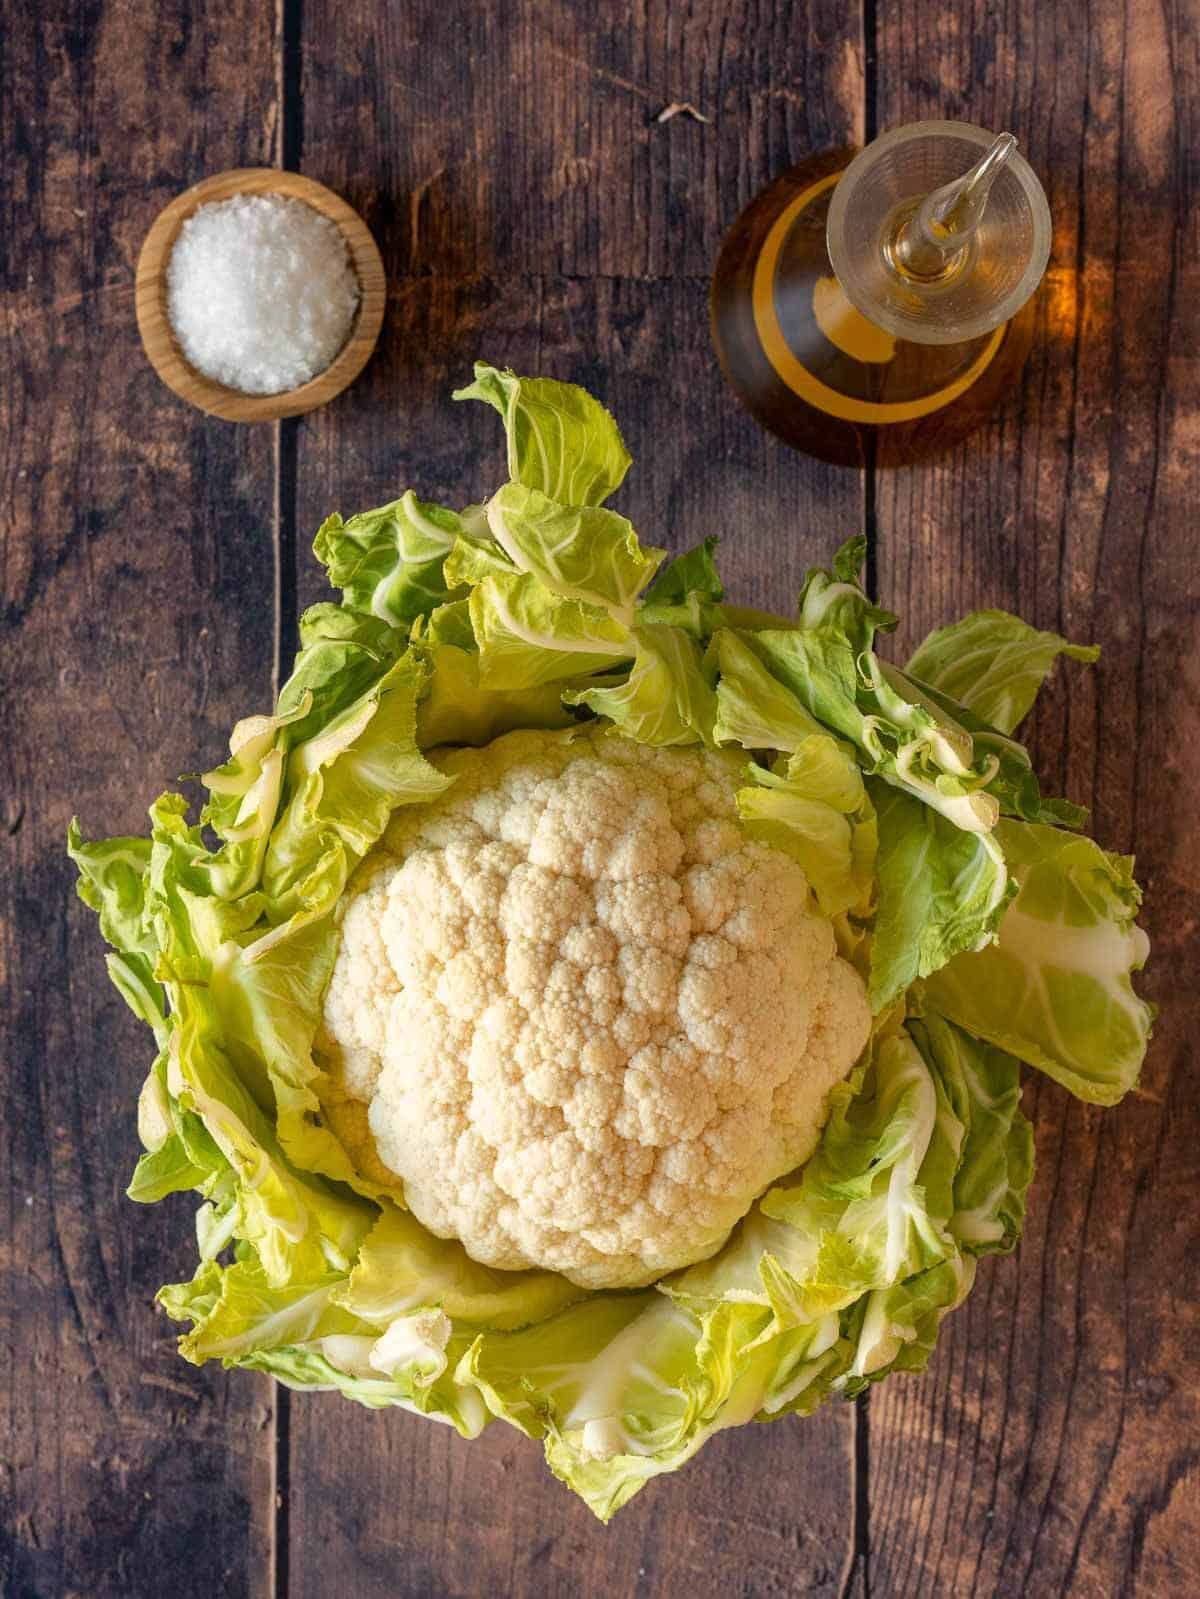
[135,168,386,422]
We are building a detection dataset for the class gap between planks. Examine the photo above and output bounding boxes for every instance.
[271,0,304,1594]
[850,1,879,1591]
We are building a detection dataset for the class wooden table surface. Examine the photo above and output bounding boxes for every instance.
[3,2,1197,1596]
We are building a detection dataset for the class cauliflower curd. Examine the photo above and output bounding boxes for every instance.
[317,726,870,1288]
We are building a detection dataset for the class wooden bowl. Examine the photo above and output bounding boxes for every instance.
[135,168,386,422]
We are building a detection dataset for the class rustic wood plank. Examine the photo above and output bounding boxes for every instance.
[290,0,860,284]
[292,1388,859,1599]
[870,2,1200,1595]
[0,4,281,1594]
[287,275,864,1596]
[285,1,869,1587]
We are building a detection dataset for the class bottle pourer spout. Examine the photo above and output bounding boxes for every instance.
[889,133,1018,281]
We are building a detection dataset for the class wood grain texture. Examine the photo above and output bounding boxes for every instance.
[291,1385,856,1599]
[871,1,1200,1595]
[288,0,863,284]
[135,168,386,422]
[5,0,1198,1594]
[0,3,280,1595]
[286,2,868,1588]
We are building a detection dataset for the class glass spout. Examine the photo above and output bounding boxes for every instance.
[889,133,1018,281]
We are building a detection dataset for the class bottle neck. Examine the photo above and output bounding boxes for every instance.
[883,132,1018,286]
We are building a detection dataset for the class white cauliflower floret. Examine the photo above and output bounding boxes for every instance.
[317,725,870,1289]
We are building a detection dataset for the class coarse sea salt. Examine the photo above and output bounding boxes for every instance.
[167,193,360,395]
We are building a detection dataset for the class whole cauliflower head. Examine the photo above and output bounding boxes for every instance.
[317,726,870,1289]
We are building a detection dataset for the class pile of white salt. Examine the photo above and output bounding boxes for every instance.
[166,193,360,395]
